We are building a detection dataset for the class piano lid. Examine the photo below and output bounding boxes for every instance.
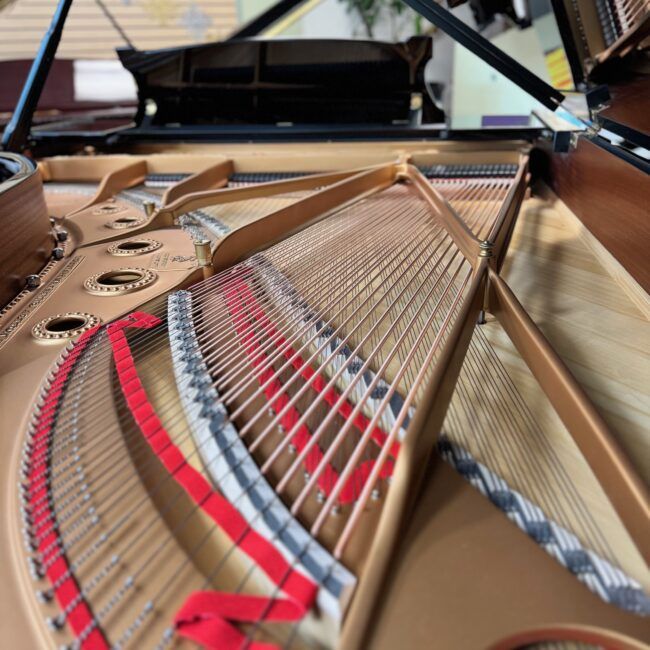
[117,37,445,129]
[2,0,647,152]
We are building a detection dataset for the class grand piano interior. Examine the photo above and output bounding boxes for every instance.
[0,0,648,648]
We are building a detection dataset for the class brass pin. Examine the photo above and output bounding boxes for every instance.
[142,200,156,217]
[194,239,214,278]
[478,240,493,258]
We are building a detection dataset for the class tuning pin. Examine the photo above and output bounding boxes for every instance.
[51,247,65,261]
[28,557,44,580]
[46,614,65,631]
[36,589,53,603]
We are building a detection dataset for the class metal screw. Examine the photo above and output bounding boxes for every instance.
[25,275,41,289]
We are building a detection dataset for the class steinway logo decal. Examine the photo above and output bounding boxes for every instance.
[0,256,85,348]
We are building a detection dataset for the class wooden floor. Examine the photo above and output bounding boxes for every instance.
[499,185,650,482]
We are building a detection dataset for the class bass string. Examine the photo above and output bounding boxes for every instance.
[251,233,458,456]
[185,183,424,309]
[182,175,486,312]
[230,233,448,476]
[124,173,508,556]
[349,233,455,400]
[191,200,437,393]
[191,189,436,390]
[330,266,474,555]
[131,262,472,649]
[144,187,464,506]
[304,260,472,532]
[285,258,471,521]
[242,233,459,492]
[240,175,504,416]
[184,195,450,488]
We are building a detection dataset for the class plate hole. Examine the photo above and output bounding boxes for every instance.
[96,270,144,286]
[44,316,87,333]
[117,240,151,251]
[114,217,138,224]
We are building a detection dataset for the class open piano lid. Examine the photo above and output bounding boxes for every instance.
[117,37,445,130]
[2,0,647,152]
[112,2,568,140]
[117,0,648,135]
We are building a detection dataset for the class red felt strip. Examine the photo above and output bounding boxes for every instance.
[26,326,109,650]
[104,312,317,650]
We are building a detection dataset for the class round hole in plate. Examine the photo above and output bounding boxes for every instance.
[107,238,162,256]
[32,312,101,341]
[84,267,157,295]
[96,270,145,286]
[44,315,88,333]
[105,215,145,230]
[118,241,150,251]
